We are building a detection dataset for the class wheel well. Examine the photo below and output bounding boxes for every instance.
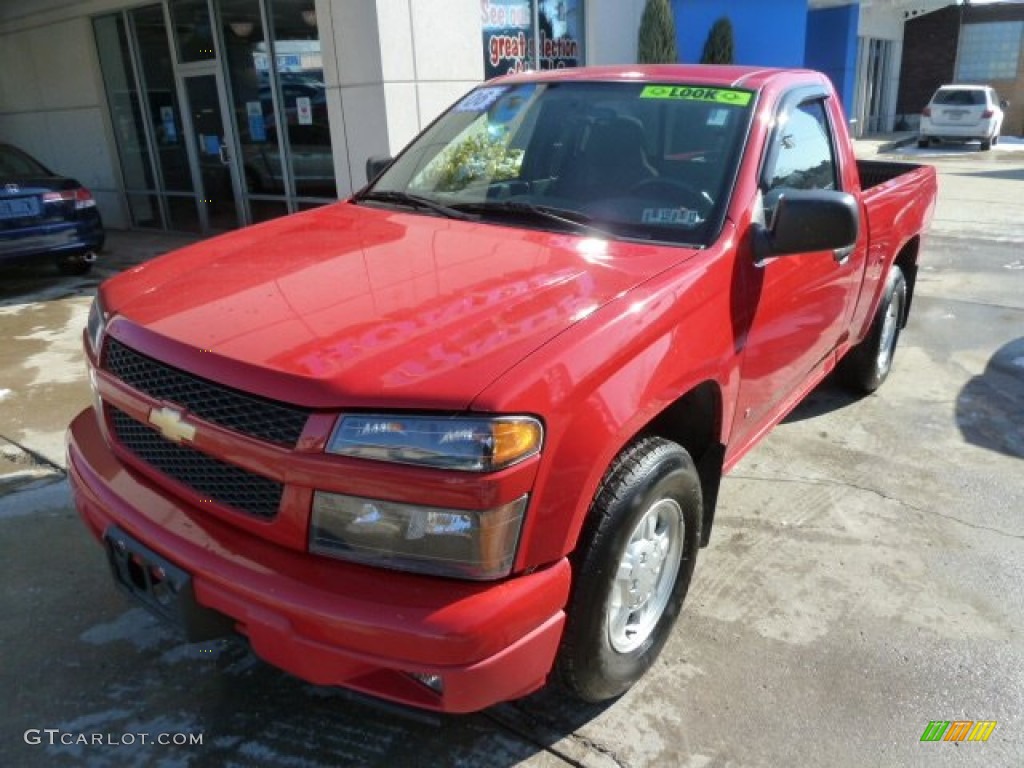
[643,381,725,547]
[894,237,919,328]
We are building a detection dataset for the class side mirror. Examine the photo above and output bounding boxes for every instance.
[754,189,859,262]
[365,154,392,183]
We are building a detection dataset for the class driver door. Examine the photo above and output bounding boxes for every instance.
[730,92,866,452]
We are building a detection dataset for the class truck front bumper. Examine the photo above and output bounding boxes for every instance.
[67,408,570,713]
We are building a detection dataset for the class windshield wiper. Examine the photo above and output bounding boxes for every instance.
[355,190,471,220]
[451,201,610,237]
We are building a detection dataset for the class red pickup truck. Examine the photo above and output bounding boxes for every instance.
[67,66,936,712]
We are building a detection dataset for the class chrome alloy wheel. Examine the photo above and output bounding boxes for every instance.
[607,498,683,653]
[876,289,902,376]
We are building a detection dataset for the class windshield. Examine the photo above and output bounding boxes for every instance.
[359,81,754,245]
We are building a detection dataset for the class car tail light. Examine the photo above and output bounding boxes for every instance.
[922,107,931,117]
[981,109,994,118]
[42,187,97,209]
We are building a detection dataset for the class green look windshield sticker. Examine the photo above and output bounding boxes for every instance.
[640,85,752,106]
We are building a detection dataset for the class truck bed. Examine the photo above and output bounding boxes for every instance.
[857,159,927,191]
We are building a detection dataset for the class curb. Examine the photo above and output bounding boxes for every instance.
[0,436,66,498]
[876,134,918,153]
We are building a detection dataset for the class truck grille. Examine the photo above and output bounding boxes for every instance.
[110,407,283,519]
[103,338,310,447]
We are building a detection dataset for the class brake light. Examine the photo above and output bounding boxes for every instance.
[922,107,931,117]
[42,187,97,209]
[74,188,97,209]
[982,109,994,118]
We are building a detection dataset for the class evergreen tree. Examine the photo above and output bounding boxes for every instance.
[700,17,735,65]
[637,0,678,65]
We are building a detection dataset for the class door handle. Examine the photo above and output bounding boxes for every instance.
[218,139,230,165]
[833,245,854,266]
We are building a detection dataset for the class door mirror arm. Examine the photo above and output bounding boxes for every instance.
[365,155,393,184]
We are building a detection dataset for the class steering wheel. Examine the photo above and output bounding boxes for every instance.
[625,177,713,217]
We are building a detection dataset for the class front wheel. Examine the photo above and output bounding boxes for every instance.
[837,265,906,393]
[556,437,701,703]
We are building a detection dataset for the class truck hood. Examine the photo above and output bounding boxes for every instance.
[105,203,696,409]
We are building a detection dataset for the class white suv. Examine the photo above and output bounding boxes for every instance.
[919,85,1006,151]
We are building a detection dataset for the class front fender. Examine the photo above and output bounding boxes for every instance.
[472,235,744,570]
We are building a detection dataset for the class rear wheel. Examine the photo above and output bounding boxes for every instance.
[837,265,906,393]
[557,437,701,703]
[917,138,929,148]
[55,252,93,276]
[980,137,992,151]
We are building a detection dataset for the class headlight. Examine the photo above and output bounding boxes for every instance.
[86,293,107,356]
[310,491,528,580]
[327,414,543,472]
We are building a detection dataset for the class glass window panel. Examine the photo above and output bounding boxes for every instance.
[170,0,216,62]
[94,14,156,191]
[956,22,1023,82]
[165,195,202,232]
[127,193,161,228]
[249,199,290,222]
[482,0,533,79]
[482,2,584,79]
[131,6,194,193]
[270,0,337,198]
[220,0,281,196]
[538,0,582,71]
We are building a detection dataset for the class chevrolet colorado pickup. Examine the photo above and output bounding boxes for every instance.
[67,65,937,712]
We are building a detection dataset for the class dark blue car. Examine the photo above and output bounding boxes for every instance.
[0,143,104,275]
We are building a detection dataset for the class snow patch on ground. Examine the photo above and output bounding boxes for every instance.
[80,608,178,650]
[17,298,91,386]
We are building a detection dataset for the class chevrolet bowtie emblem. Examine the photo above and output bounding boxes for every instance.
[148,406,196,443]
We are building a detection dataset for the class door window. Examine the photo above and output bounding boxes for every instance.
[183,75,238,232]
[765,99,838,193]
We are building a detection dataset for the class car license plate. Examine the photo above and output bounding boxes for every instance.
[0,196,40,220]
[943,109,966,120]
[104,526,234,642]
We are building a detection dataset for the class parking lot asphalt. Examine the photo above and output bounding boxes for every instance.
[1,141,1022,767]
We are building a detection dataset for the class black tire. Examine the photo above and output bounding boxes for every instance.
[992,134,999,146]
[980,138,992,151]
[557,436,701,703]
[917,138,929,148]
[56,253,93,276]
[837,265,907,393]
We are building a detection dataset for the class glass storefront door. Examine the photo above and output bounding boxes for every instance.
[181,72,243,231]
[95,0,336,234]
